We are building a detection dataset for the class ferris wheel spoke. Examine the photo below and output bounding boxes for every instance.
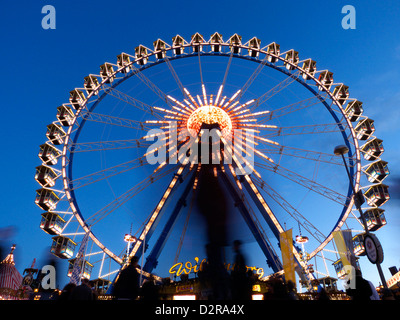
[258,93,329,123]
[85,164,180,226]
[69,139,152,153]
[260,122,346,138]
[251,175,327,243]
[250,70,301,112]
[254,161,349,205]
[77,111,152,131]
[257,144,348,167]
[129,63,175,109]
[100,84,165,120]
[68,156,147,190]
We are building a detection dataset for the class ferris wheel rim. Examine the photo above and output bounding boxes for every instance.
[51,34,365,272]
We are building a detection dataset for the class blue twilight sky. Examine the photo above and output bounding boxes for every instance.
[0,0,399,291]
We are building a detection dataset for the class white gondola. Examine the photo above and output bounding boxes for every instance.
[35,165,57,187]
[361,138,384,161]
[153,39,167,59]
[117,53,131,73]
[69,89,85,110]
[284,49,299,70]
[191,33,204,53]
[172,35,185,55]
[100,63,115,83]
[362,208,387,232]
[301,59,316,80]
[83,75,100,95]
[210,32,223,52]
[332,84,349,106]
[57,105,75,126]
[46,123,66,145]
[50,236,76,259]
[345,100,363,122]
[135,45,149,65]
[228,34,242,54]
[355,118,375,140]
[248,37,261,58]
[365,160,389,183]
[38,143,61,165]
[35,188,59,211]
[266,42,280,63]
[364,184,389,207]
[318,70,333,91]
[40,212,65,235]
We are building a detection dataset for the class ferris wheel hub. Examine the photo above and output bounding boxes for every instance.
[187,105,232,138]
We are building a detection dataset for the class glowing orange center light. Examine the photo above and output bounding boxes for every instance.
[187,105,232,137]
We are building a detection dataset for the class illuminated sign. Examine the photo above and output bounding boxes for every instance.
[387,270,400,288]
[168,257,265,280]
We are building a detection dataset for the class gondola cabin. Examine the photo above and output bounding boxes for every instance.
[318,70,333,91]
[191,33,204,53]
[266,42,280,63]
[210,32,223,52]
[91,278,111,295]
[352,233,366,256]
[345,100,363,122]
[83,75,100,95]
[117,53,131,73]
[172,35,185,55]
[228,34,242,54]
[332,85,349,106]
[333,259,360,279]
[35,165,57,187]
[355,118,375,140]
[57,105,75,127]
[40,212,65,235]
[153,39,167,59]
[248,37,261,58]
[301,59,316,80]
[135,45,149,65]
[362,208,387,232]
[365,160,389,183]
[38,143,61,165]
[67,258,93,280]
[100,63,115,83]
[69,89,85,110]
[35,188,59,211]
[364,184,389,207]
[284,49,299,70]
[46,123,66,145]
[50,236,76,259]
[361,138,384,161]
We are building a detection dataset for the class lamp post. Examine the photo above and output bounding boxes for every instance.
[334,145,389,292]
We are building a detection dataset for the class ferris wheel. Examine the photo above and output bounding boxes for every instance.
[35,32,390,290]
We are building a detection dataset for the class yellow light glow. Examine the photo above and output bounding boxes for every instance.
[187,105,232,137]
[173,295,196,300]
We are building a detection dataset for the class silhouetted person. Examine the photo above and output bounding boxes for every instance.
[231,240,250,300]
[113,256,140,300]
[58,283,76,301]
[346,269,372,301]
[140,274,159,300]
[287,280,299,300]
[69,278,94,300]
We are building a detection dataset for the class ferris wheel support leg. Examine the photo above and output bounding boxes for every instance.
[240,175,311,283]
[128,164,188,260]
[143,171,197,274]
[219,171,283,273]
